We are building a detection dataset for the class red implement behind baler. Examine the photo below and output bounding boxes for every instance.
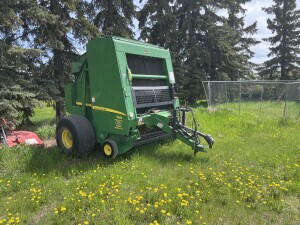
[0,119,43,148]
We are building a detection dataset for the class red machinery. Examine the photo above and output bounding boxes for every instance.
[0,119,44,147]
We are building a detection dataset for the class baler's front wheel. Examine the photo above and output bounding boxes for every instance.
[56,115,95,157]
[101,139,118,159]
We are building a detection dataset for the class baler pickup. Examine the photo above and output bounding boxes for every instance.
[142,108,214,155]
[56,36,214,158]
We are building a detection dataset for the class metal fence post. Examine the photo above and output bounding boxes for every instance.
[283,85,289,118]
[260,83,264,115]
[239,81,241,114]
[225,82,228,102]
[208,81,212,108]
[297,84,300,119]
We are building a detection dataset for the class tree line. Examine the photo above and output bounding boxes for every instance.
[0,0,299,124]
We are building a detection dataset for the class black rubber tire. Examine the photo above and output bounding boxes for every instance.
[56,115,96,157]
[101,139,118,159]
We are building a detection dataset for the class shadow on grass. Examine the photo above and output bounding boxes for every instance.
[25,138,210,176]
[25,146,112,176]
[130,141,211,164]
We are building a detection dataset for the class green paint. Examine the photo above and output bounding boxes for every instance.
[65,36,205,155]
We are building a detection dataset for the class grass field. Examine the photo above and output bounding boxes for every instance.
[0,104,299,225]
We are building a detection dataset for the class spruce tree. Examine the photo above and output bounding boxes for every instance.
[86,0,136,37]
[223,0,260,79]
[139,0,177,47]
[138,0,201,102]
[260,0,300,80]
[0,0,41,124]
[30,0,99,121]
[138,0,187,97]
[139,0,259,103]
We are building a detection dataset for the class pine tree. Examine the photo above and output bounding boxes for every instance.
[139,0,259,103]
[86,0,136,37]
[260,0,300,80]
[138,0,203,102]
[30,0,99,121]
[223,0,260,79]
[139,0,177,47]
[0,0,41,124]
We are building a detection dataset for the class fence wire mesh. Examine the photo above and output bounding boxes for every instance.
[202,81,300,120]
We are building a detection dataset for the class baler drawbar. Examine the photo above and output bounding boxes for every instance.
[56,36,214,158]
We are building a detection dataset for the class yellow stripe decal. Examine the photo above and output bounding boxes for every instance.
[75,102,126,116]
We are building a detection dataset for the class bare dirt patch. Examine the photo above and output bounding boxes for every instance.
[43,139,56,148]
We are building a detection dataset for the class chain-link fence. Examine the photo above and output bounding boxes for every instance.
[202,81,300,120]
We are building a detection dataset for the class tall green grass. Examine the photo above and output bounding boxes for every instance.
[0,104,299,225]
[31,107,56,139]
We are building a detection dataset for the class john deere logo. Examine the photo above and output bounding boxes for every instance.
[144,50,149,55]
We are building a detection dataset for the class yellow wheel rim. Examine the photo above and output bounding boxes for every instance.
[103,144,113,156]
[62,129,73,149]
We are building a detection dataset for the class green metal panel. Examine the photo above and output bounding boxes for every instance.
[86,38,129,140]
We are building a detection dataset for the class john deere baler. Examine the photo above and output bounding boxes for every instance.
[56,36,214,158]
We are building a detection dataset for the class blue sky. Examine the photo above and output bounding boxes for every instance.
[133,0,300,65]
